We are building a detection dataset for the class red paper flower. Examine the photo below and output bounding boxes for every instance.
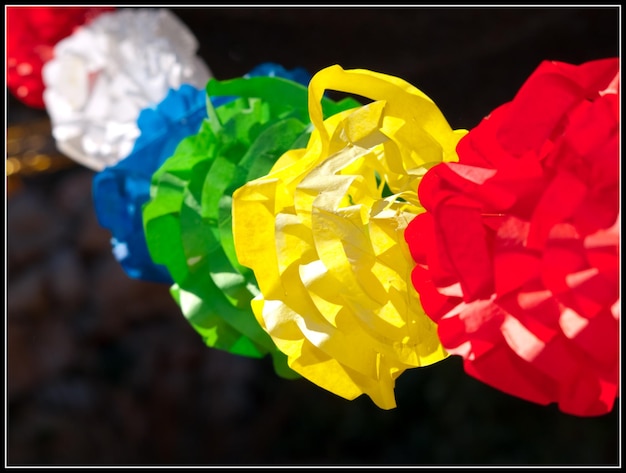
[405,58,620,416]
[6,6,113,108]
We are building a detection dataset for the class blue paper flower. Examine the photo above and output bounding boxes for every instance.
[92,63,313,283]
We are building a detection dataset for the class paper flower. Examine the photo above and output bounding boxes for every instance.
[232,65,466,409]
[404,58,620,416]
[6,6,113,108]
[92,63,315,284]
[142,73,359,378]
[42,8,212,171]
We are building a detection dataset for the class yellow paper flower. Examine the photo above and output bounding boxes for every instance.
[232,65,467,409]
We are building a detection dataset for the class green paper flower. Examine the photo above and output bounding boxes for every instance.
[143,75,360,378]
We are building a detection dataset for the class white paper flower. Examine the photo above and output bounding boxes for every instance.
[42,8,212,170]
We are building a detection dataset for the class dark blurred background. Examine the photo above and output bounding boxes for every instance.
[6,6,621,466]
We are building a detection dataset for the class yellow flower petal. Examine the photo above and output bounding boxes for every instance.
[233,65,467,409]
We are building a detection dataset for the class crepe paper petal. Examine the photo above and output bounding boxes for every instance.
[92,84,204,283]
[41,8,212,171]
[142,74,359,378]
[246,62,312,86]
[232,65,467,409]
[92,63,313,284]
[6,6,114,109]
[405,58,620,416]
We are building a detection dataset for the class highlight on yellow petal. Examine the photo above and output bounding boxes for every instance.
[232,65,468,409]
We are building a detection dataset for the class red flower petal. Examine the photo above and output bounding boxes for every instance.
[405,58,620,416]
[6,6,114,108]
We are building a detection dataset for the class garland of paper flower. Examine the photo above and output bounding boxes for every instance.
[7,6,620,417]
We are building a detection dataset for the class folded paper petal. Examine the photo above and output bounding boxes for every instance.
[7,6,113,108]
[405,58,620,416]
[142,73,358,378]
[42,8,211,170]
[233,65,466,409]
[92,63,313,283]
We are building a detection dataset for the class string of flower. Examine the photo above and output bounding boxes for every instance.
[6,6,620,417]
